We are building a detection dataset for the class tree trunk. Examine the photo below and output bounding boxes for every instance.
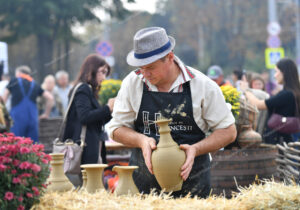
[57,41,62,71]
[36,35,54,82]
[64,39,70,73]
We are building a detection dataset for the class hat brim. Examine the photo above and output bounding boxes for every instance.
[126,36,176,67]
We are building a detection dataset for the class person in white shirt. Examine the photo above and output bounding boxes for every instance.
[108,27,236,198]
[0,74,11,111]
[54,70,72,113]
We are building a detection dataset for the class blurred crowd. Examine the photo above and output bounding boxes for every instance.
[206,59,300,146]
[0,65,74,142]
[1,57,300,147]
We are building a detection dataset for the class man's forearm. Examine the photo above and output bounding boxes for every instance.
[193,124,236,157]
[113,126,148,148]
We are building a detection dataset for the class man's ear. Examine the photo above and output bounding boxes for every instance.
[168,51,174,61]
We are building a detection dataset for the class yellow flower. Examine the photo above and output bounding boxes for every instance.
[99,79,122,104]
[220,86,240,120]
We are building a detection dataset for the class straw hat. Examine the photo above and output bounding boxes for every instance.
[126,27,176,67]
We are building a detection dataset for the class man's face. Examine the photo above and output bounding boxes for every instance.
[58,74,69,88]
[139,54,171,86]
[212,75,223,86]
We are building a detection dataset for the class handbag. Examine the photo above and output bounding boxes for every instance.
[267,113,300,134]
[52,83,86,174]
[267,96,300,134]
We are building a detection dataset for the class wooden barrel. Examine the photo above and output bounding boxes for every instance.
[210,144,278,197]
[39,117,63,153]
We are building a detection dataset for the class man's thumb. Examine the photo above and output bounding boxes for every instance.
[149,140,156,149]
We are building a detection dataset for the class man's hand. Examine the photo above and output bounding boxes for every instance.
[140,137,157,174]
[179,144,197,181]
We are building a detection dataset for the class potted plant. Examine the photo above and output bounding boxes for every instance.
[0,133,51,210]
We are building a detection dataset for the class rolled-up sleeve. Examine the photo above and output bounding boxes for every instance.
[189,70,235,132]
[108,72,143,139]
[202,83,235,130]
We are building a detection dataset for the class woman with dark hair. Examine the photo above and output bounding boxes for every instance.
[241,58,300,144]
[63,54,115,165]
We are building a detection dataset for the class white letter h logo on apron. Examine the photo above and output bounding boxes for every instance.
[142,111,161,136]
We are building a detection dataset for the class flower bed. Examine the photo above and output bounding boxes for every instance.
[0,133,51,210]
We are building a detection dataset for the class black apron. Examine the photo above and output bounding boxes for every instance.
[131,81,210,198]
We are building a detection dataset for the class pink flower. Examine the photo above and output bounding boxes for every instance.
[42,184,47,188]
[13,177,21,184]
[11,169,17,174]
[0,145,7,153]
[32,144,44,153]
[31,163,41,173]
[0,156,12,164]
[18,138,33,145]
[0,136,14,144]
[32,186,40,196]
[32,186,38,191]
[4,157,12,163]
[12,159,20,166]
[0,155,6,163]
[17,205,25,210]
[42,158,49,164]
[0,164,7,171]
[17,196,23,202]
[19,161,31,169]
[35,152,42,157]
[5,133,15,138]
[7,145,18,154]
[44,154,52,161]
[20,173,32,178]
[4,191,14,200]
[20,147,30,154]
[26,192,33,198]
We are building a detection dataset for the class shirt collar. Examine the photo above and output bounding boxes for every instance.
[134,55,195,92]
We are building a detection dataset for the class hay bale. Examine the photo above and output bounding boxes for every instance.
[31,180,300,210]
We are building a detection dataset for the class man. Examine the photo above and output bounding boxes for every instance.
[108,27,236,197]
[3,66,54,142]
[207,65,232,87]
[54,70,72,113]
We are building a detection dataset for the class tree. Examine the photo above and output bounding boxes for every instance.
[154,0,270,73]
[0,0,134,81]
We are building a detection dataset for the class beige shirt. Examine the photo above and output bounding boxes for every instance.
[108,56,235,138]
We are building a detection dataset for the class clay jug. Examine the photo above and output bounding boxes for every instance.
[151,119,186,192]
[81,169,87,189]
[238,124,262,148]
[47,153,73,192]
[80,164,108,193]
[112,166,139,196]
